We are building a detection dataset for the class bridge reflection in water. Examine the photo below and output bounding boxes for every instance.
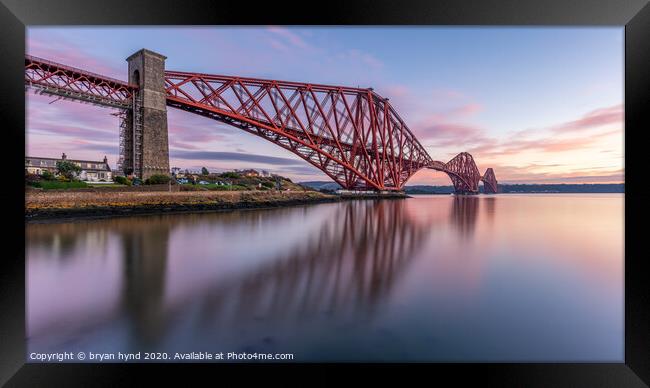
[191,201,429,321]
[27,195,625,361]
[450,196,480,237]
[27,198,482,356]
[27,200,446,354]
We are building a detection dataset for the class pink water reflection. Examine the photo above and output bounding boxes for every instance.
[27,194,623,361]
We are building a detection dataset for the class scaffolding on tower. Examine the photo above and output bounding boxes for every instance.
[117,91,143,177]
[116,110,129,175]
[132,91,143,178]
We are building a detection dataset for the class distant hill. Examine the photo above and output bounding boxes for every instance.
[495,183,624,193]
[300,181,624,194]
[407,183,625,194]
[406,185,455,194]
[299,181,342,191]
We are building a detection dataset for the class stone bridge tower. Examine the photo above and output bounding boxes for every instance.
[122,49,170,179]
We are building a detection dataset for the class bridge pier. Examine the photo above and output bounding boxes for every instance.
[121,49,170,179]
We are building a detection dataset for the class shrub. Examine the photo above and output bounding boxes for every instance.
[219,172,241,179]
[113,176,132,186]
[145,174,171,185]
[40,170,55,181]
[25,173,42,185]
[238,178,259,185]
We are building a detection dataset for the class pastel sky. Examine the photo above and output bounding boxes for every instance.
[26,27,624,184]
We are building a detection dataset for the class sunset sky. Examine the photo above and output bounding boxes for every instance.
[26,27,624,185]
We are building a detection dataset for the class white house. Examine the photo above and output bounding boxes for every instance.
[25,153,113,182]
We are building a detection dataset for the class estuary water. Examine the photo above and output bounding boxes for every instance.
[26,194,624,362]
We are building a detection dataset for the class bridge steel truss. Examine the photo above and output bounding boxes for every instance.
[481,167,499,194]
[428,152,498,194]
[25,55,138,109]
[164,71,434,191]
[24,55,499,193]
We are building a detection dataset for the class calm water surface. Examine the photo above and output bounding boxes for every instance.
[26,194,624,361]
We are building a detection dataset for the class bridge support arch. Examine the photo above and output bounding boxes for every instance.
[427,152,497,195]
[121,49,170,179]
[481,168,498,193]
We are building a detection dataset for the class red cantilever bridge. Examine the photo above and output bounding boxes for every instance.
[24,49,498,194]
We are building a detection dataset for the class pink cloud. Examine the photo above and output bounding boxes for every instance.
[463,104,624,159]
[267,26,311,50]
[411,104,489,148]
[417,123,483,143]
[384,84,409,98]
[484,163,624,184]
[26,94,119,143]
[168,140,200,150]
[267,39,290,52]
[27,35,124,80]
[374,84,420,116]
[552,104,623,133]
[448,103,482,117]
[167,110,233,146]
[430,89,466,101]
[343,49,383,69]
[26,96,120,166]
[468,129,619,158]
[422,103,483,123]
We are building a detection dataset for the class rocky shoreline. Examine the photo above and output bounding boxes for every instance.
[25,190,408,222]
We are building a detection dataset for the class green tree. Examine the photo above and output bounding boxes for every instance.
[201,167,209,175]
[56,160,82,181]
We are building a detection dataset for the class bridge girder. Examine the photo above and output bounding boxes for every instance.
[164,71,433,190]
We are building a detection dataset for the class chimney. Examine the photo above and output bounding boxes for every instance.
[103,155,108,164]
[61,152,67,160]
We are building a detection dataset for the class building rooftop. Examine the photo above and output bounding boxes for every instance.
[26,153,111,171]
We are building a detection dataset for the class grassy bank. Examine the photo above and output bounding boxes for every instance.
[28,180,89,190]
[180,183,249,191]
[25,190,339,221]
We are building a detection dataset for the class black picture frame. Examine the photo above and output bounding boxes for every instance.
[1,0,648,386]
